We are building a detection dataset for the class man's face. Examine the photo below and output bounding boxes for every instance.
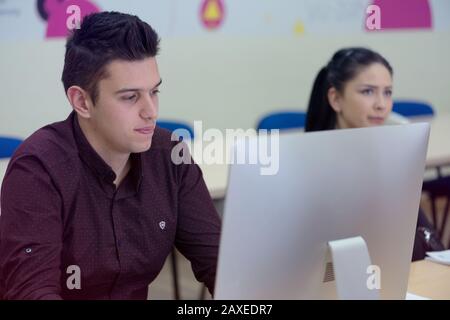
[89,57,161,155]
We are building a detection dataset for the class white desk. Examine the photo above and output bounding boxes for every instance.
[198,162,229,200]
[0,159,9,187]
[424,114,450,168]
[199,114,450,199]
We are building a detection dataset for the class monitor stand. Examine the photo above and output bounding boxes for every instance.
[328,236,380,300]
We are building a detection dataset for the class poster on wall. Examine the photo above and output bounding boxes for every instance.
[0,0,449,42]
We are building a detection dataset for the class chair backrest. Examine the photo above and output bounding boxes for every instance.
[392,100,435,118]
[256,111,306,131]
[0,136,23,159]
[156,120,194,140]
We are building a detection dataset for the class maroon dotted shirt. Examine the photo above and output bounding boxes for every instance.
[0,112,221,300]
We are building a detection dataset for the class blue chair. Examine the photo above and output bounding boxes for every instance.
[257,111,306,131]
[0,136,23,158]
[157,120,194,140]
[153,120,194,300]
[392,100,435,118]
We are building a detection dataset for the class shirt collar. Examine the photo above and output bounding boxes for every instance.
[71,112,144,191]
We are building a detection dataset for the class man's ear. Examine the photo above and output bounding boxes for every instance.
[66,86,93,119]
[327,87,342,113]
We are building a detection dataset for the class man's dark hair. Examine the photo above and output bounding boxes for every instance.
[62,11,160,104]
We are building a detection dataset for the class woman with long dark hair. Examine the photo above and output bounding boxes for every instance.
[306,47,393,132]
[305,47,444,260]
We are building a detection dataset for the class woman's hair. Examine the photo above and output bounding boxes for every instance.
[305,47,393,132]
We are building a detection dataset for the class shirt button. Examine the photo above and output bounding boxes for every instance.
[25,248,32,253]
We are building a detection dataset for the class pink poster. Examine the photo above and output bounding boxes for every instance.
[37,0,101,38]
[369,0,432,30]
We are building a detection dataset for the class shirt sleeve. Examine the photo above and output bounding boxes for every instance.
[174,145,222,296]
[0,155,63,300]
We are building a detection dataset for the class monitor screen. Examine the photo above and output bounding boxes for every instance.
[215,123,430,299]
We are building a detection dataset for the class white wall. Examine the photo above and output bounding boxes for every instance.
[1,31,450,138]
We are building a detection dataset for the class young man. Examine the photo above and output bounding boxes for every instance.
[0,11,221,300]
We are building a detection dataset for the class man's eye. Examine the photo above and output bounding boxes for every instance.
[122,95,137,101]
[361,89,373,95]
[384,90,392,97]
[151,89,160,96]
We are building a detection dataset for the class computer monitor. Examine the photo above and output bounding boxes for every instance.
[214,123,430,299]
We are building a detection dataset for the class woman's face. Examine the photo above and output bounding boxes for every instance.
[328,63,393,129]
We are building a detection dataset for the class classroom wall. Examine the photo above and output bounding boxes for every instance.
[1,1,449,138]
